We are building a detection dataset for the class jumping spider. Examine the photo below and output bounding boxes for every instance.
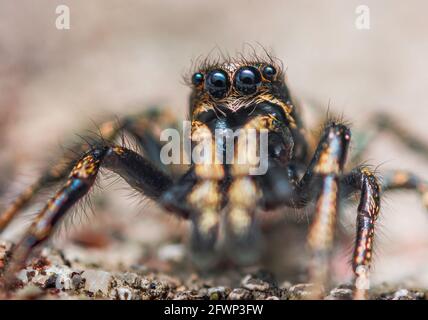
[1,54,427,299]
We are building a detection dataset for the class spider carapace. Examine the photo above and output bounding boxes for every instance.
[1,54,427,299]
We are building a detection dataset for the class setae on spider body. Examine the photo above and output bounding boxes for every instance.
[1,54,427,299]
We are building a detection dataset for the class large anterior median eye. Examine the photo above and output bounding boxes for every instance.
[205,69,230,99]
[234,66,261,95]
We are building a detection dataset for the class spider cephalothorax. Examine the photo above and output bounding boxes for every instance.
[1,53,427,299]
[187,57,306,170]
[189,58,296,124]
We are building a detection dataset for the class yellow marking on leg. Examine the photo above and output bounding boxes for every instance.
[0,183,41,231]
[391,171,410,185]
[187,180,222,236]
[231,115,277,176]
[227,177,260,236]
[314,146,340,175]
[197,209,218,235]
[307,176,338,251]
[191,121,224,180]
[192,103,215,119]
[70,155,101,179]
[255,93,296,128]
[98,120,118,140]
[113,146,125,155]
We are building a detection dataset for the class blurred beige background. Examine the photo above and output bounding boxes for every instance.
[1,0,428,288]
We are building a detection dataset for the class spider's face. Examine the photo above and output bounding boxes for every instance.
[187,58,298,167]
[189,59,293,120]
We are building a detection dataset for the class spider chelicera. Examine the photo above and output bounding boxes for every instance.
[1,53,427,299]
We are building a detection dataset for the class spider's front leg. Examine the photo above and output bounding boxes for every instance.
[300,122,351,297]
[0,120,120,232]
[342,167,380,300]
[0,144,174,288]
[0,108,179,233]
[162,120,224,267]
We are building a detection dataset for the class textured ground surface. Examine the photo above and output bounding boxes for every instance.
[1,239,426,300]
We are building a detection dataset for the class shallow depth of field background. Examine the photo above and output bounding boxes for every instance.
[1,0,428,288]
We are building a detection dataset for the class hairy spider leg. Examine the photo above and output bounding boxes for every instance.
[180,118,226,267]
[346,111,428,218]
[0,120,119,233]
[225,113,292,264]
[122,108,184,177]
[351,112,428,165]
[302,123,351,297]
[381,170,428,210]
[0,108,179,233]
[1,145,174,288]
[341,167,381,300]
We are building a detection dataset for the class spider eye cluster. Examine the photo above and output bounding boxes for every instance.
[191,64,277,99]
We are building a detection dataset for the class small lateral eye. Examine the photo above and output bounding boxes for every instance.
[192,72,204,86]
[262,65,277,80]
